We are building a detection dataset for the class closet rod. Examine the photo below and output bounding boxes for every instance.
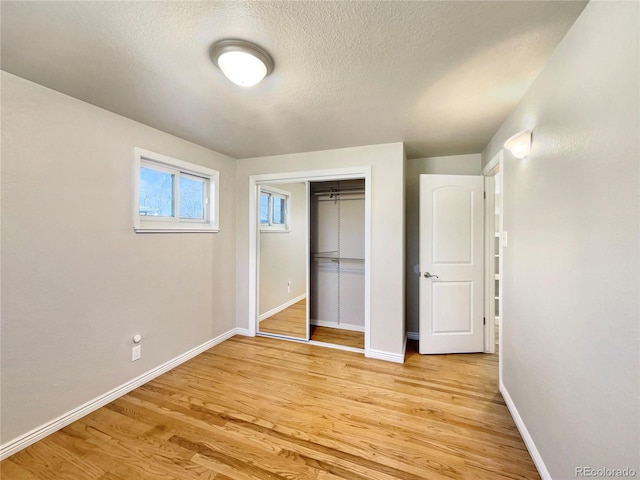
[313,190,365,196]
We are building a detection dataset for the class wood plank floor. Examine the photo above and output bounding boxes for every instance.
[1,336,540,480]
[310,325,364,350]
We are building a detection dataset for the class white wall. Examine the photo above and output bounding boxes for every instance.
[0,72,237,445]
[405,154,482,335]
[482,3,639,477]
[236,143,406,358]
[259,182,306,315]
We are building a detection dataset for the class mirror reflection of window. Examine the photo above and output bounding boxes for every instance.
[259,187,290,231]
[260,192,269,224]
[273,196,285,224]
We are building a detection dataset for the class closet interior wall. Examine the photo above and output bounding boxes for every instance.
[310,180,365,332]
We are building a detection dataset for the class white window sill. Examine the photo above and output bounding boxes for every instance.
[134,225,219,233]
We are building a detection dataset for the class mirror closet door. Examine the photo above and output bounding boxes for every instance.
[310,180,365,350]
[257,182,309,341]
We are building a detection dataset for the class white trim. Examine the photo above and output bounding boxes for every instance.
[310,320,365,332]
[483,174,496,354]
[0,327,242,460]
[500,382,551,480]
[366,348,405,364]
[483,150,504,381]
[258,294,306,322]
[483,150,503,176]
[406,331,419,341]
[248,167,372,357]
[133,227,221,233]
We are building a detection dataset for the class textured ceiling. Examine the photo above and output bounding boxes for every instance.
[0,1,587,159]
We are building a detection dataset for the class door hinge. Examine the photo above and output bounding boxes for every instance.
[483,317,486,325]
[484,191,486,199]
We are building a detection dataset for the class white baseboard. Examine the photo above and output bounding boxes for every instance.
[366,348,405,364]
[0,327,242,461]
[234,327,252,336]
[407,331,419,341]
[500,381,551,480]
[310,319,365,333]
[258,294,306,322]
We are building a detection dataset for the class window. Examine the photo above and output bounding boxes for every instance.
[133,148,219,232]
[259,186,290,232]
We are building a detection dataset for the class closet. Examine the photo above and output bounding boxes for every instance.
[309,180,365,349]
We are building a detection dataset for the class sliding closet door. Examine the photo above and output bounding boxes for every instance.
[257,181,310,341]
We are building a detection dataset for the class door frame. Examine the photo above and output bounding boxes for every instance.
[483,151,503,374]
[248,166,372,354]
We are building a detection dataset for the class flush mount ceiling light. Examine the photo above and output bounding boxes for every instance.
[504,129,532,159]
[210,39,274,87]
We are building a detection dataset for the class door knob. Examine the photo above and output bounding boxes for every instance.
[423,272,438,278]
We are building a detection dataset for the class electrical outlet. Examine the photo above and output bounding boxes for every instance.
[287,281,291,293]
[132,345,141,361]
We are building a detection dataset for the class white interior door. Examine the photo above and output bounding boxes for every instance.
[419,174,484,354]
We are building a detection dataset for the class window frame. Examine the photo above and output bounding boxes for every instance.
[259,185,291,232]
[133,148,219,233]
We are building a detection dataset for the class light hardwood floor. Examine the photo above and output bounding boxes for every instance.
[310,325,364,350]
[1,336,539,480]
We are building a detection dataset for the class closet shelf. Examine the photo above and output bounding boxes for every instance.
[312,252,364,263]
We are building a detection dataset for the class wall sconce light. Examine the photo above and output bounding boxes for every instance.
[210,39,274,87]
[504,129,532,159]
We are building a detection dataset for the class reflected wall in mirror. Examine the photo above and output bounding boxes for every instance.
[258,182,308,340]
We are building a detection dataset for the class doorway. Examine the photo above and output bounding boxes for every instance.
[483,151,504,379]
